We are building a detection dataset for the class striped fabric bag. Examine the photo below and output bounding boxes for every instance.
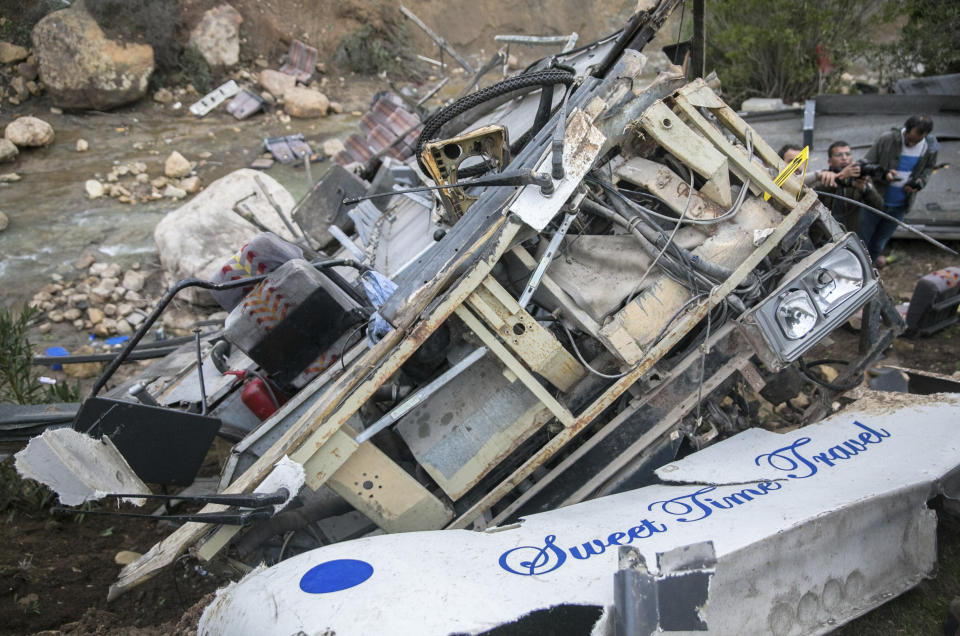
[210,232,303,311]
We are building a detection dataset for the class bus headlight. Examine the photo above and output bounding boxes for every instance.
[742,234,877,367]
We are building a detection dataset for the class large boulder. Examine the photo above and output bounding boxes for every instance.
[32,5,154,110]
[283,87,329,118]
[154,169,298,305]
[259,69,296,99]
[189,4,243,68]
[4,117,54,147]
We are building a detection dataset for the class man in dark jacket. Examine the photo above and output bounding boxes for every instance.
[858,115,937,266]
[810,140,883,233]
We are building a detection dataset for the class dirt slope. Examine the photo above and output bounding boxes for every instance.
[182,0,640,69]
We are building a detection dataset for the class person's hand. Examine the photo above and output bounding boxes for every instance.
[885,170,896,182]
[904,184,918,194]
[818,171,838,187]
[853,177,868,192]
[837,163,861,180]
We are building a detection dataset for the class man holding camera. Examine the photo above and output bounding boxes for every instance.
[805,141,883,233]
[858,115,937,266]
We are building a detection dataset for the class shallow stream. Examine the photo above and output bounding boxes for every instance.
[0,102,360,308]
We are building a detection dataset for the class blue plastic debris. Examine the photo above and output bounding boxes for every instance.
[45,346,69,371]
[106,335,130,347]
[360,270,398,345]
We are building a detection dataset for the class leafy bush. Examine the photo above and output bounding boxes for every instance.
[173,45,214,95]
[704,0,877,107]
[0,304,77,515]
[338,24,396,75]
[335,5,413,76]
[0,304,78,405]
[870,0,960,85]
[0,305,44,405]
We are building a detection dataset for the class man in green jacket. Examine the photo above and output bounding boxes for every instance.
[858,115,937,266]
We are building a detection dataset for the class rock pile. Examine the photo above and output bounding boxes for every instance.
[256,65,332,120]
[0,39,42,106]
[28,253,216,342]
[3,3,345,122]
[28,259,155,338]
[84,152,202,204]
[25,256,222,379]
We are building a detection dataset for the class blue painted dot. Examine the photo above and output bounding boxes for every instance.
[300,559,374,594]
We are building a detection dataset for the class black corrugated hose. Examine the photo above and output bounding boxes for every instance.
[415,68,576,177]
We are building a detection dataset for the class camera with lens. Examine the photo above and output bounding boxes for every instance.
[856,160,884,178]
[836,160,884,187]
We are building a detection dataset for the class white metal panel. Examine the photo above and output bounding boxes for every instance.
[199,392,960,635]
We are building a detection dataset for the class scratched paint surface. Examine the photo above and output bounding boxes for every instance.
[199,392,960,636]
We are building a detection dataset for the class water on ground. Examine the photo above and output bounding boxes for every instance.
[0,102,360,308]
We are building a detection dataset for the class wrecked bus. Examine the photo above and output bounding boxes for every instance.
[15,1,919,630]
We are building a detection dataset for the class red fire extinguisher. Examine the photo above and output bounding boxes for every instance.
[225,371,288,421]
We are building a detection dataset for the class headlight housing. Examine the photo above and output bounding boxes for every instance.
[742,234,877,367]
[776,290,818,340]
[807,248,864,314]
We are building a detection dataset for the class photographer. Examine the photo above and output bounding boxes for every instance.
[808,141,883,233]
[858,115,937,266]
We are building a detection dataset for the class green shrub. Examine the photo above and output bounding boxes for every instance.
[338,24,396,75]
[174,45,214,94]
[870,0,960,86]
[704,0,877,107]
[335,6,413,77]
[0,304,79,405]
[0,304,44,405]
[0,304,77,515]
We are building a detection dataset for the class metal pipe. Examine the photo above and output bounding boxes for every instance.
[815,191,958,256]
[416,77,450,107]
[128,382,159,407]
[34,347,178,365]
[194,328,208,415]
[342,169,555,205]
[254,175,315,256]
[518,207,579,308]
[689,0,706,80]
[302,153,313,188]
[494,34,575,45]
[329,225,366,260]
[399,5,474,74]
